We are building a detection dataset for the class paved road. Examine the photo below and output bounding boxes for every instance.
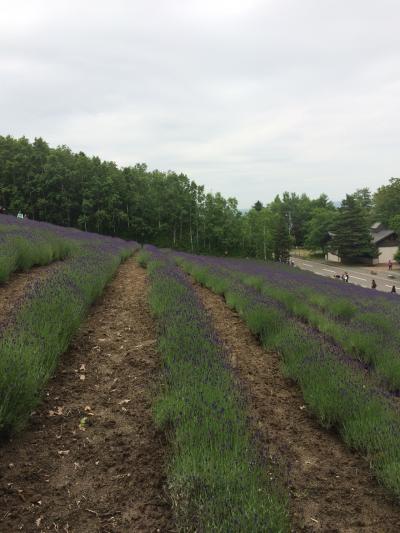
[290,257,400,294]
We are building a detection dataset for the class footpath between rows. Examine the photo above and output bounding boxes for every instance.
[0,257,173,532]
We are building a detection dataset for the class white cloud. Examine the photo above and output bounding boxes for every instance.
[1,0,400,207]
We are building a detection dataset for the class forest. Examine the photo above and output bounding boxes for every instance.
[1,135,399,259]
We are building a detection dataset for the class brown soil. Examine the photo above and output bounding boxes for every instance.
[0,257,173,532]
[193,281,400,533]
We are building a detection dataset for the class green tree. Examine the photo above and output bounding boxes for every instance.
[353,187,373,211]
[373,178,400,225]
[242,206,273,260]
[270,199,292,261]
[305,208,337,254]
[329,195,377,262]
[278,192,314,246]
[389,214,400,235]
[0,135,245,254]
[252,200,263,212]
[352,187,373,224]
[389,215,400,266]
[310,193,335,210]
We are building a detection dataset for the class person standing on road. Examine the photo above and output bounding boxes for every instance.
[371,279,377,289]
[391,285,396,293]
[388,259,393,271]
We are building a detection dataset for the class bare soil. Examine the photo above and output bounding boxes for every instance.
[193,281,400,532]
[0,257,173,532]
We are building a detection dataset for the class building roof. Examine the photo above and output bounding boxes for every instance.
[371,222,384,231]
[328,223,397,246]
[371,229,395,244]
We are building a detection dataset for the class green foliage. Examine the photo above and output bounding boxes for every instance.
[374,177,400,226]
[136,249,150,267]
[246,306,282,344]
[266,192,334,247]
[8,135,400,265]
[304,208,337,253]
[280,192,312,246]
[325,298,357,321]
[390,218,400,272]
[389,214,400,238]
[0,135,245,255]
[0,135,341,261]
[352,188,373,215]
[242,207,274,260]
[252,200,263,211]
[329,194,377,262]
[270,201,292,262]
[239,194,338,260]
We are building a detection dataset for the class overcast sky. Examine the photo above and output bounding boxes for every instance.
[1,0,400,208]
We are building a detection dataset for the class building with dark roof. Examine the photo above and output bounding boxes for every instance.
[326,223,399,264]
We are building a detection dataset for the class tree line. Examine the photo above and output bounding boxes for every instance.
[0,135,399,260]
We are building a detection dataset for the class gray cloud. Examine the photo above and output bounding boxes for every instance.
[1,0,400,207]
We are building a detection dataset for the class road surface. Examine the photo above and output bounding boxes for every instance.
[290,257,400,294]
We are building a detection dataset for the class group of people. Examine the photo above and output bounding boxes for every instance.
[333,272,349,282]
[0,206,29,219]
[334,271,397,293]
[278,257,295,266]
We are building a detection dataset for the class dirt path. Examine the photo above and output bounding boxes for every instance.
[0,257,173,532]
[193,281,400,532]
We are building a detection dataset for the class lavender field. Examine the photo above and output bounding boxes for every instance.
[2,227,400,530]
[0,215,138,434]
[173,252,400,498]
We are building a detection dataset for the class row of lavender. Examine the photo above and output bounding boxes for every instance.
[138,246,289,532]
[179,255,400,392]
[174,252,400,497]
[0,214,78,281]
[0,216,138,435]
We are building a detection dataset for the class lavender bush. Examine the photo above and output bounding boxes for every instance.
[176,254,400,392]
[0,216,138,434]
[139,246,290,532]
[0,214,77,281]
[175,252,400,497]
